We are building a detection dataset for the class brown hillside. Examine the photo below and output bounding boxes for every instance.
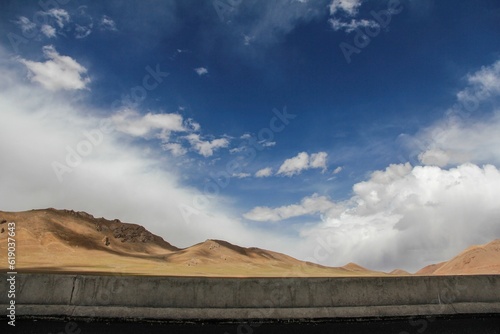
[0,208,376,277]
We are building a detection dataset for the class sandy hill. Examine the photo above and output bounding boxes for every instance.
[416,240,500,275]
[0,208,374,277]
[389,269,411,276]
[1,209,499,276]
[341,262,385,275]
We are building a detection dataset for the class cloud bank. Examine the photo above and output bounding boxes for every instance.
[246,58,500,272]
[0,54,296,255]
[298,163,500,272]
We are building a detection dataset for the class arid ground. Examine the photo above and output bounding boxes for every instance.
[1,209,499,277]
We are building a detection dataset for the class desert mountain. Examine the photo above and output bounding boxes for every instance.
[389,269,411,276]
[415,240,500,275]
[1,209,499,276]
[0,208,363,277]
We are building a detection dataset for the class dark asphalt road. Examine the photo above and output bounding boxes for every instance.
[2,314,500,334]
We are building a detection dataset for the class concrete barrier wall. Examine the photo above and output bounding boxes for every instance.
[2,274,500,319]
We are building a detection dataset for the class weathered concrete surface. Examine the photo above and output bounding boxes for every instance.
[1,274,500,320]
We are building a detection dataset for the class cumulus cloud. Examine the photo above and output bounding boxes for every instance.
[309,152,328,171]
[185,134,229,157]
[277,152,328,176]
[457,59,500,105]
[416,59,500,167]
[18,45,91,91]
[296,59,500,271]
[329,0,363,16]
[162,143,187,157]
[255,167,273,178]
[244,194,339,222]
[111,109,186,140]
[328,18,378,33]
[278,152,310,176]
[298,163,500,272]
[416,113,500,167]
[194,67,208,76]
[41,24,57,38]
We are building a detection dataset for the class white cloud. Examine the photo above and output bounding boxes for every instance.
[299,163,500,272]
[328,18,378,33]
[244,194,339,222]
[277,151,328,176]
[0,57,297,256]
[41,24,57,38]
[255,167,273,178]
[457,60,500,105]
[162,143,187,157]
[111,109,186,140]
[310,152,328,172]
[416,113,500,167]
[185,134,229,157]
[277,152,310,176]
[194,67,208,76]
[18,45,90,91]
[415,59,500,167]
[100,15,117,31]
[329,0,363,16]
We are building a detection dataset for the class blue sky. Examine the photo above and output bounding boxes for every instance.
[1,0,500,272]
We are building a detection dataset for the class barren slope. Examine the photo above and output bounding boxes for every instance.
[427,240,500,275]
[2,208,499,276]
[0,209,371,277]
